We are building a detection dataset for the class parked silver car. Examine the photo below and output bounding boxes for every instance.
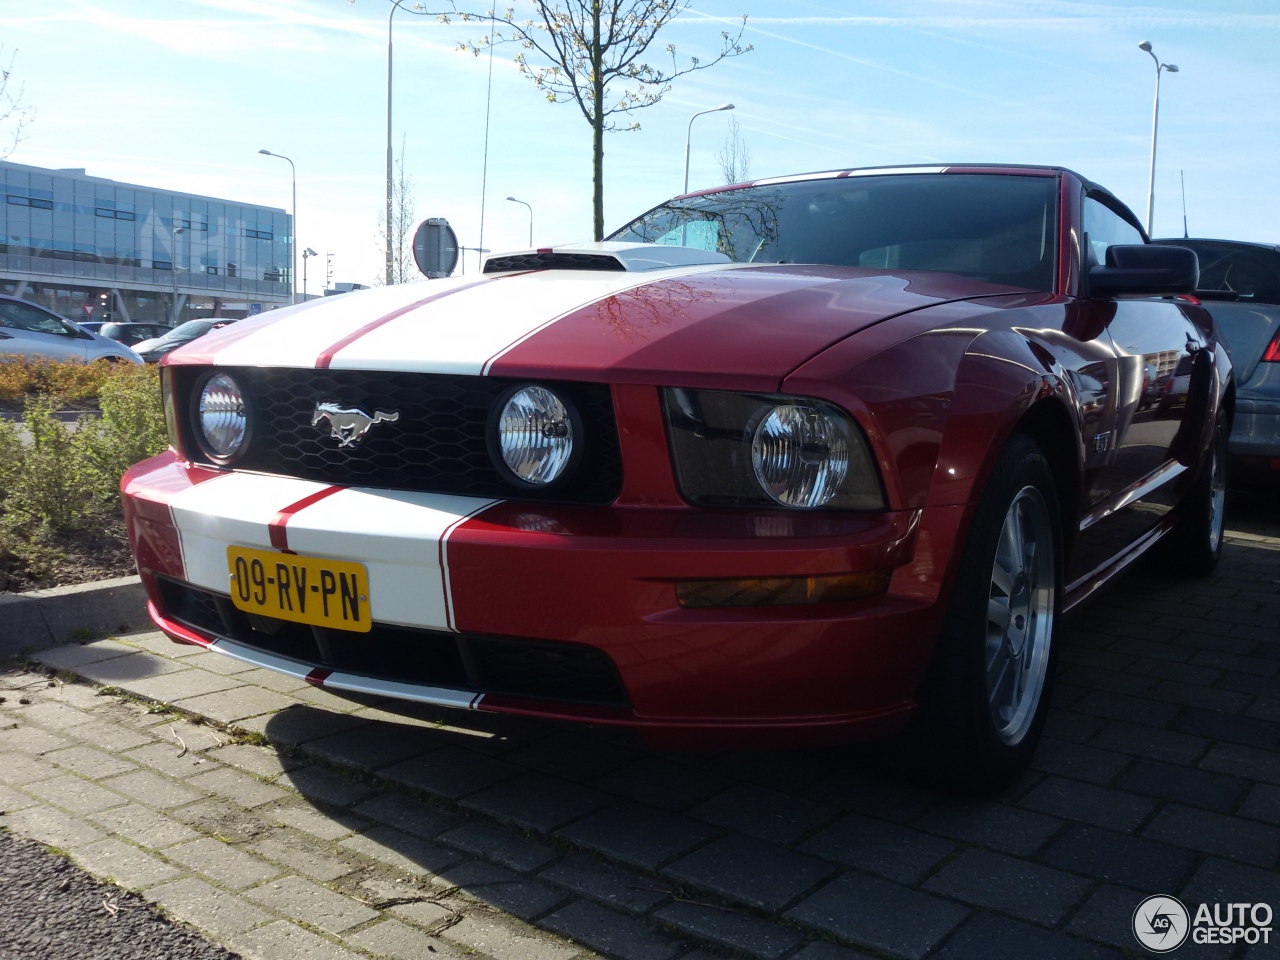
[1154,237,1280,480]
[0,296,142,364]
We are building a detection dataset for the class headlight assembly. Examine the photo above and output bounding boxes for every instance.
[663,388,883,510]
[193,371,248,462]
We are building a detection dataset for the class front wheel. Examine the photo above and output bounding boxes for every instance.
[913,434,1062,794]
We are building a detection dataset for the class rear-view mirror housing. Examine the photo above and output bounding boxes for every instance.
[1089,244,1199,298]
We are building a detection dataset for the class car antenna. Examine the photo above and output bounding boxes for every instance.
[1180,170,1189,239]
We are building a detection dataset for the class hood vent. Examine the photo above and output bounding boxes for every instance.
[483,241,733,275]
[484,251,626,274]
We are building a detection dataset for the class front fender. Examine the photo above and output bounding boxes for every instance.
[926,327,1083,509]
[783,296,1084,513]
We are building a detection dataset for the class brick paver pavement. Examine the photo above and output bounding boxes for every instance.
[1,493,1276,960]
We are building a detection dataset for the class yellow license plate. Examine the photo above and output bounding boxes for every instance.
[227,546,371,633]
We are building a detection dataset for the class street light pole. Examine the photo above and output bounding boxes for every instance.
[1138,41,1179,236]
[258,149,297,303]
[506,196,532,247]
[171,226,185,326]
[387,1,427,286]
[302,247,318,301]
[683,103,734,195]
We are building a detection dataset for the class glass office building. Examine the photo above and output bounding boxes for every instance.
[0,159,291,325]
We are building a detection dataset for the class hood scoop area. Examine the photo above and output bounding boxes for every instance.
[484,241,731,274]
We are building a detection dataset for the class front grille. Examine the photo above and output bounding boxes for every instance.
[155,578,630,708]
[484,252,625,273]
[175,367,622,504]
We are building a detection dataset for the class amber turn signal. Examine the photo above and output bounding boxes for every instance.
[676,570,892,608]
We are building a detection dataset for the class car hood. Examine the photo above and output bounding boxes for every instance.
[166,261,1035,391]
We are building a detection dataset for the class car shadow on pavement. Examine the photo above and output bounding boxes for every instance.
[257,490,1280,959]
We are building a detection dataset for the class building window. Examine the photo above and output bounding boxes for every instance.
[205,265,218,275]
[226,262,237,277]
[7,195,52,209]
[95,200,137,221]
[153,260,173,270]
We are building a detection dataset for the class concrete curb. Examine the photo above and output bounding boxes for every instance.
[0,575,150,657]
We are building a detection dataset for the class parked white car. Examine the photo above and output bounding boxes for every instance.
[0,295,142,364]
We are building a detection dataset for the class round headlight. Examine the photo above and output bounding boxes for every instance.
[494,385,576,486]
[196,372,248,460]
[751,404,851,508]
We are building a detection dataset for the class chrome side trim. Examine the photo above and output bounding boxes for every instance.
[1078,460,1186,532]
[1063,511,1177,614]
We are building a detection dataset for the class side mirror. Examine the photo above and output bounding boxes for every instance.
[1089,244,1199,298]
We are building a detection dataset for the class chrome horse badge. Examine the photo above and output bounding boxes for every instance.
[312,402,400,448]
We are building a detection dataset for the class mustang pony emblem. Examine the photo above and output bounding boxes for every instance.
[311,402,400,448]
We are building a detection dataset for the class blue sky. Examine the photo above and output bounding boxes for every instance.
[3,0,1277,287]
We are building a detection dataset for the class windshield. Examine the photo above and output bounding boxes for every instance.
[610,173,1059,292]
[165,320,217,341]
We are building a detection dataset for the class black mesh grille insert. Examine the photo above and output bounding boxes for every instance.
[484,252,625,273]
[175,367,622,504]
[155,578,629,708]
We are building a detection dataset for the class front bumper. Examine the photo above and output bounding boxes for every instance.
[123,452,967,747]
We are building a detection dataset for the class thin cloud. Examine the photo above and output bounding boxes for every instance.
[689,13,1019,108]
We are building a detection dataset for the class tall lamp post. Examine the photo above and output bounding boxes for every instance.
[386,1,426,285]
[506,196,533,247]
[170,226,185,326]
[1138,41,1178,236]
[258,149,297,304]
[683,103,734,195]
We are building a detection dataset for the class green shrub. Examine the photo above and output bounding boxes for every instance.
[74,365,167,503]
[2,396,94,531]
[0,364,166,587]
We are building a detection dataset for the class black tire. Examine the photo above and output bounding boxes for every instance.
[911,434,1063,794]
[1158,416,1227,578]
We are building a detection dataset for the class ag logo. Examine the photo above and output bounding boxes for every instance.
[1134,895,1190,952]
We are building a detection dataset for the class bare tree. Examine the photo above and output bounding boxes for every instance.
[375,137,419,284]
[715,114,750,185]
[0,46,34,159]
[442,2,750,240]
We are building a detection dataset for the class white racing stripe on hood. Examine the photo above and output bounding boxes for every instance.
[203,262,739,373]
[166,471,498,632]
[321,263,731,375]
[208,282,467,368]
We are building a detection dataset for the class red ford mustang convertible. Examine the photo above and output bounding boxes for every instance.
[122,165,1230,790]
